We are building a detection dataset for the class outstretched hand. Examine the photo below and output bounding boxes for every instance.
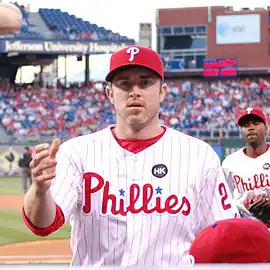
[30,138,61,195]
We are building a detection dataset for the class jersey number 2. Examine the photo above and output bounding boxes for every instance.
[218,183,231,210]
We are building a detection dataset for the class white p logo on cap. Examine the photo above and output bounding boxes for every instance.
[126,46,140,62]
[246,107,253,114]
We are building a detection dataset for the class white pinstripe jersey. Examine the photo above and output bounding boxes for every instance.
[51,125,239,267]
[222,147,270,216]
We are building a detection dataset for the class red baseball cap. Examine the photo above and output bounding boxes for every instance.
[237,107,268,126]
[105,45,164,82]
[189,218,270,264]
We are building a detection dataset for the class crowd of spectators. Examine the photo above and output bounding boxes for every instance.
[0,78,269,140]
[162,78,269,136]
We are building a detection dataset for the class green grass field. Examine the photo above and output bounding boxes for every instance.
[0,176,24,194]
[0,176,70,246]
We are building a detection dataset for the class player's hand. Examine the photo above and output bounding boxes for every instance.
[30,138,61,195]
[243,194,255,210]
[244,194,270,228]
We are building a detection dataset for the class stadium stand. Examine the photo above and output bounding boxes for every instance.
[0,3,134,42]
[0,78,269,141]
[38,8,133,42]
[161,78,269,138]
[0,4,268,142]
[14,3,41,39]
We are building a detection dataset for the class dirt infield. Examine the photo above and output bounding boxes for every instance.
[0,194,72,264]
[0,240,72,263]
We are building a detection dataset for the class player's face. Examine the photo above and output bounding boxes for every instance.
[106,67,167,127]
[240,116,267,146]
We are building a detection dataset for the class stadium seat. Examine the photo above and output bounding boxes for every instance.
[38,8,134,42]
[199,130,211,137]
[188,130,197,137]
[228,130,240,137]
[9,3,42,38]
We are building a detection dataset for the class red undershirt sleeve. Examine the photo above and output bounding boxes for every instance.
[22,203,65,237]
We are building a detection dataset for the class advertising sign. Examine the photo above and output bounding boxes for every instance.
[0,39,132,55]
[203,58,237,77]
[216,14,261,44]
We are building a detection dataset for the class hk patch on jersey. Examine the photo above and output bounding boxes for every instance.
[152,164,168,178]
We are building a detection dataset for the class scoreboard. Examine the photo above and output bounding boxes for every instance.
[203,58,237,77]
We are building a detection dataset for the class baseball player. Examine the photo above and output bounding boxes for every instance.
[22,45,239,267]
[222,107,270,226]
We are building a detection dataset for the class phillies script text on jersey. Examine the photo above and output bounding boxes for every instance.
[233,173,270,193]
[82,172,191,216]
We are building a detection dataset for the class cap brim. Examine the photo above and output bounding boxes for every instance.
[105,64,162,82]
[105,65,134,82]
[238,114,266,126]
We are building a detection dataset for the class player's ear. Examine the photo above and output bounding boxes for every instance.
[264,124,268,136]
[105,83,114,104]
[159,82,167,103]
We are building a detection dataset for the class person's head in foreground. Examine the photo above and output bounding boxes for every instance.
[105,45,167,131]
[189,218,270,264]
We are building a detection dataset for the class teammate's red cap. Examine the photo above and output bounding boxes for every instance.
[189,218,270,263]
[105,45,164,82]
[237,107,268,126]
